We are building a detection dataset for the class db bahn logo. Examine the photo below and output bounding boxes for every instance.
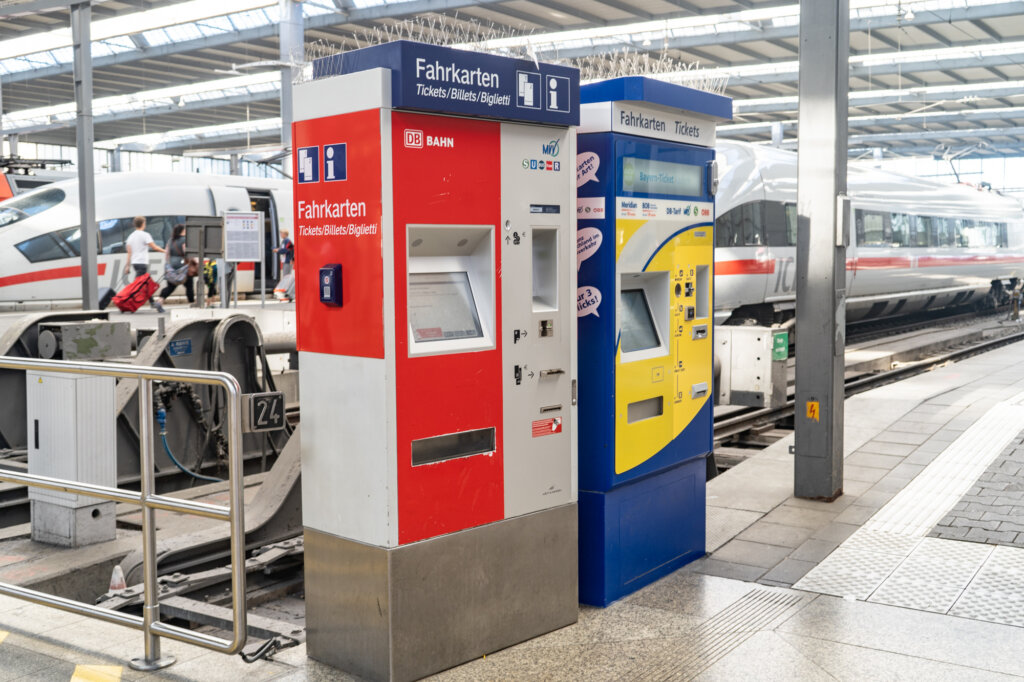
[404,129,424,148]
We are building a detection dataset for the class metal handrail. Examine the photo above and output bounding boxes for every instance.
[0,355,246,671]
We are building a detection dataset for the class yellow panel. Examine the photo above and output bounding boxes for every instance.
[71,665,122,682]
[0,630,7,644]
[614,221,713,475]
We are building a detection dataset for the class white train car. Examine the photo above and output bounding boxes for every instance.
[0,172,292,303]
[714,140,1024,325]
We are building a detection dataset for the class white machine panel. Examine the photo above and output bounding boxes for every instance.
[500,122,578,517]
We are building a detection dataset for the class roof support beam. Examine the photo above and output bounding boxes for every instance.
[735,81,1024,116]
[529,1,1023,60]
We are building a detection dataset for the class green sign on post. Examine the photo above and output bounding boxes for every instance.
[772,331,789,361]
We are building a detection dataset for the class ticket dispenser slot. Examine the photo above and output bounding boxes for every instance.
[407,224,495,355]
[532,227,559,312]
[694,264,709,319]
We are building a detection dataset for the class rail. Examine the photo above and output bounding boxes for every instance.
[0,355,246,671]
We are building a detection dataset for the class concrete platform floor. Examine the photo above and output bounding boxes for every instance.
[6,340,1024,679]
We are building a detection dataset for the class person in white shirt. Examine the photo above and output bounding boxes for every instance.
[124,215,166,312]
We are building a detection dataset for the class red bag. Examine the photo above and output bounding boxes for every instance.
[113,273,158,313]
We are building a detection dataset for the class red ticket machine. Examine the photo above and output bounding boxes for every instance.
[293,42,580,681]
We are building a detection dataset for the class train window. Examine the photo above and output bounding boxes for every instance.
[16,230,75,263]
[934,218,955,246]
[784,204,797,246]
[144,216,180,248]
[98,218,131,254]
[0,187,65,228]
[857,210,889,246]
[998,223,1009,247]
[764,201,790,247]
[738,202,764,245]
[908,215,928,247]
[715,210,732,247]
[890,213,910,247]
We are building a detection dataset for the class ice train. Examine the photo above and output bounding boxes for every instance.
[714,140,1024,325]
[1,143,1022,321]
[0,172,291,302]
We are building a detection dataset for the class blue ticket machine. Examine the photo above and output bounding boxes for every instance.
[576,77,731,606]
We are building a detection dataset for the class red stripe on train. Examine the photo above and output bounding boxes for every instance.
[850,257,914,270]
[918,254,1024,267]
[0,263,107,289]
[716,259,775,275]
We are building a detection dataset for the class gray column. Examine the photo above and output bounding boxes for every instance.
[794,0,849,500]
[9,133,17,157]
[229,153,240,176]
[110,145,123,172]
[72,1,98,310]
[279,0,303,148]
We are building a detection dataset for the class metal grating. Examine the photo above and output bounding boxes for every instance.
[628,588,805,681]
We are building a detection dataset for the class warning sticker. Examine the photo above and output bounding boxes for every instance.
[532,417,563,437]
[806,401,820,422]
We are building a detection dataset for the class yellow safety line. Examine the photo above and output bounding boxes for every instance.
[0,629,7,644]
[71,665,122,682]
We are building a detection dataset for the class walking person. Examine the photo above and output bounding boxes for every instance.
[155,224,195,308]
[123,215,166,312]
[275,229,294,276]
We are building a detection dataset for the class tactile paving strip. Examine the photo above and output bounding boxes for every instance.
[794,547,906,600]
[796,395,1024,607]
[867,538,993,613]
[629,588,805,681]
[863,400,1024,537]
[950,545,1024,626]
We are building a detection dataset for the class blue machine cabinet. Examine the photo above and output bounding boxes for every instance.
[576,77,731,606]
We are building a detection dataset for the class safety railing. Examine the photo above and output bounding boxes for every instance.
[0,355,246,671]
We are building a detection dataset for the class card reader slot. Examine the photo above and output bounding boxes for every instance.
[691,324,708,340]
[540,404,562,413]
[540,368,564,377]
[411,427,496,466]
[691,382,709,399]
[627,396,664,424]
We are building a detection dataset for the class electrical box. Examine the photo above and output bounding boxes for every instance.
[715,326,788,408]
[576,77,731,606]
[293,41,579,681]
[26,371,116,547]
[37,321,131,361]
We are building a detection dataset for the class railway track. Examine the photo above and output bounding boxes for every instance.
[712,319,1024,472]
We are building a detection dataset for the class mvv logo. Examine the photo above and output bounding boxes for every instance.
[542,139,559,157]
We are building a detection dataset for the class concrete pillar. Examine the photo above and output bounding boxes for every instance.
[794,0,849,500]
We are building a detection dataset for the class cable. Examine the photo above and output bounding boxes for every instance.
[157,408,223,483]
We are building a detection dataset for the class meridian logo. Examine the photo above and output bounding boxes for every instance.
[542,139,560,157]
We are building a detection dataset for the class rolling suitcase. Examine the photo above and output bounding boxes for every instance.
[98,287,115,310]
[112,274,158,313]
[274,273,295,301]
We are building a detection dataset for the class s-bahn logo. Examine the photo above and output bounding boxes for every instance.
[404,129,424,148]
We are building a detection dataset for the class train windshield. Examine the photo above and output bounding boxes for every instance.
[0,188,65,228]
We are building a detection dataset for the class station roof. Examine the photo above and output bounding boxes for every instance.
[0,0,1022,161]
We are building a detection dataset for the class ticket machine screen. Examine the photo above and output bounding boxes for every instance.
[409,272,484,343]
[620,289,660,353]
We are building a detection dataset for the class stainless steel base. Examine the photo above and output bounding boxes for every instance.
[128,655,176,671]
[305,503,578,682]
